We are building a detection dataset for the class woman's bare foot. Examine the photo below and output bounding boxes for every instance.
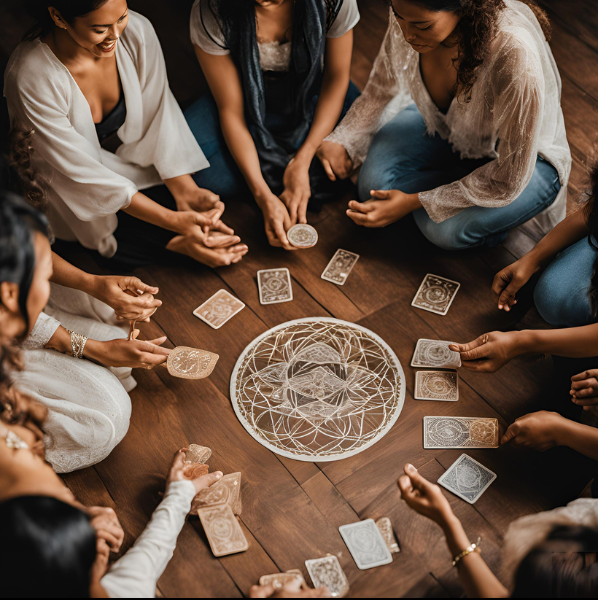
[167,235,248,267]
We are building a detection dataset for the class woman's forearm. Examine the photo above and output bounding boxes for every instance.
[442,517,508,598]
[526,206,590,268]
[51,253,96,296]
[557,419,598,461]
[518,324,598,358]
[122,192,179,233]
[164,174,199,207]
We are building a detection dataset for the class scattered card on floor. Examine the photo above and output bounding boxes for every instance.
[198,503,249,557]
[375,517,400,554]
[423,416,499,449]
[193,289,245,330]
[339,519,393,570]
[411,339,461,369]
[437,454,497,504]
[415,371,459,401]
[412,274,460,316]
[321,249,359,286]
[257,268,293,305]
[305,555,350,598]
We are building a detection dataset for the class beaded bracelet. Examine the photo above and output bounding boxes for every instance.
[67,330,88,359]
[453,537,482,567]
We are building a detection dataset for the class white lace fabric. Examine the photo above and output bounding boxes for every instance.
[259,41,292,72]
[326,0,571,232]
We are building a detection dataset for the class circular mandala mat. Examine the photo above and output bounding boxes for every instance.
[230,318,405,461]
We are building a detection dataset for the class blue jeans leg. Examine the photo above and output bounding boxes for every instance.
[184,95,248,199]
[534,237,596,327]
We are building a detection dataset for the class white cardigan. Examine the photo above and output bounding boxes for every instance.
[4,12,209,258]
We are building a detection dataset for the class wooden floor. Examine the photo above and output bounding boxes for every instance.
[2,0,598,597]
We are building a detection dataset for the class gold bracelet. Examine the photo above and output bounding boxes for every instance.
[67,330,88,359]
[453,537,482,567]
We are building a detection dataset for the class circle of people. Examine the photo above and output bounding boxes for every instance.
[1,0,597,598]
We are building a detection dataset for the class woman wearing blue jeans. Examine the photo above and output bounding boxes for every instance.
[318,0,570,250]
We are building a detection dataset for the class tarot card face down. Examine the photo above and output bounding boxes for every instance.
[339,519,393,570]
[412,274,460,316]
[321,249,360,286]
[167,347,219,379]
[423,417,499,449]
[198,504,249,557]
[257,268,293,305]
[185,444,212,464]
[375,517,400,554]
[192,472,242,515]
[193,290,245,330]
[411,339,461,369]
[305,556,350,598]
[415,371,459,401]
[437,454,497,504]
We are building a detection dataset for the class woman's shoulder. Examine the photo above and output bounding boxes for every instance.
[122,10,160,46]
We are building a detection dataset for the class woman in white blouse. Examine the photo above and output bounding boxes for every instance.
[4,0,248,269]
[189,0,360,249]
[318,0,571,250]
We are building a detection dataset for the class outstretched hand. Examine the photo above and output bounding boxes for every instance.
[449,331,520,373]
[346,190,420,228]
[501,411,565,451]
[491,257,539,312]
[167,449,223,495]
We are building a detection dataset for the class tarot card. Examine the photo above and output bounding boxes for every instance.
[423,417,499,449]
[411,339,461,369]
[167,347,219,379]
[258,572,305,589]
[321,249,360,286]
[287,224,318,249]
[305,556,350,598]
[192,472,242,515]
[415,371,459,401]
[412,274,460,316]
[185,444,212,464]
[198,504,249,557]
[339,519,393,570]
[183,463,209,479]
[193,290,245,330]
[375,517,400,554]
[257,268,293,305]
[437,454,497,504]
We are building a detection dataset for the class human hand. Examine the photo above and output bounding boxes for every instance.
[492,256,540,312]
[570,370,598,417]
[501,411,567,451]
[260,195,295,250]
[91,275,162,322]
[250,580,330,598]
[449,331,521,373]
[87,506,125,553]
[398,463,455,527]
[85,336,171,369]
[316,141,353,181]
[174,186,220,214]
[167,449,223,495]
[173,211,240,248]
[346,190,420,228]
[280,158,311,225]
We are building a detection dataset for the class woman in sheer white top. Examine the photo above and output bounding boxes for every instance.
[318,0,571,250]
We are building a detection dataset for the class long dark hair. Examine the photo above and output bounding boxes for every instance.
[0,496,96,598]
[23,0,111,41]
[512,525,598,597]
[583,163,598,320]
[391,0,551,101]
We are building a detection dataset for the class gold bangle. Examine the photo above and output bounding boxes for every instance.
[453,537,482,567]
[67,330,88,359]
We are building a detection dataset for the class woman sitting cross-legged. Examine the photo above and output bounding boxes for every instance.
[189,0,360,249]
[398,463,598,598]
[0,192,172,473]
[0,392,223,599]
[5,0,247,268]
[318,0,570,251]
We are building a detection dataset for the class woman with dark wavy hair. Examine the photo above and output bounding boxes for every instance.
[319,0,570,251]
[188,0,360,249]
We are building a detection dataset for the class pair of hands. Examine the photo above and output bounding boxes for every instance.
[90,449,223,583]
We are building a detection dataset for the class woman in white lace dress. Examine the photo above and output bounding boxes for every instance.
[0,192,170,473]
[319,0,571,250]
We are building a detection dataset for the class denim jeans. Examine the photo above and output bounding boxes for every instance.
[534,237,597,327]
[357,105,562,250]
[185,82,361,199]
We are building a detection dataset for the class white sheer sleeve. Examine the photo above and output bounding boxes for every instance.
[22,313,61,350]
[325,13,413,169]
[101,481,196,599]
[419,40,544,223]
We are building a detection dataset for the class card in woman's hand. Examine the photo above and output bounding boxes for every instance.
[166,346,219,379]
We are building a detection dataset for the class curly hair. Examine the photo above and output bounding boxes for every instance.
[391,0,551,102]
[9,127,47,211]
